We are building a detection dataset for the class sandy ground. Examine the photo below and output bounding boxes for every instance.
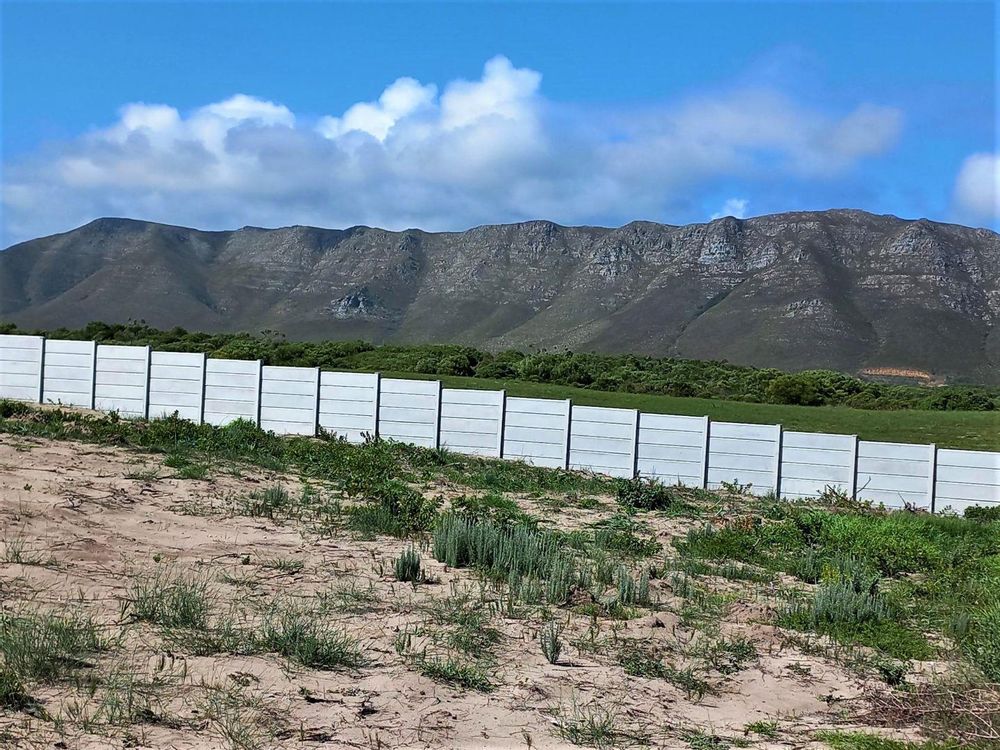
[0,434,913,749]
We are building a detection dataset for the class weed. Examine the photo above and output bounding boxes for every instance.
[664,667,711,700]
[257,603,365,670]
[744,721,778,739]
[699,635,757,675]
[239,485,292,519]
[413,653,494,692]
[261,557,304,575]
[959,600,1000,680]
[553,697,648,748]
[394,548,422,583]
[0,608,105,682]
[615,476,683,512]
[618,641,669,679]
[125,568,213,629]
[540,622,563,664]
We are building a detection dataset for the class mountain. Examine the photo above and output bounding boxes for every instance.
[2,210,999,383]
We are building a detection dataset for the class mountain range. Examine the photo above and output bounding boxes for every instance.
[2,210,998,383]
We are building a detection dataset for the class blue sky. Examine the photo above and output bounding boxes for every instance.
[1,1,996,245]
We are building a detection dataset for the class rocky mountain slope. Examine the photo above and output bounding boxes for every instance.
[2,210,999,383]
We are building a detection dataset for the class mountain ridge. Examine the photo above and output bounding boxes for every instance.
[3,210,999,383]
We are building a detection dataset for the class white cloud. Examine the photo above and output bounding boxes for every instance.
[952,152,999,223]
[1,56,904,245]
[711,198,749,220]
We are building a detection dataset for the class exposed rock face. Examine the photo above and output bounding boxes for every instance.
[2,210,999,383]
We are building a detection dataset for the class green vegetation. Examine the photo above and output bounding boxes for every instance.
[2,397,1000,748]
[6,321,998,449]
[539,621,563,664]
[125,568,213,629]
[0,608,106,683]
[815,731,959,750]
[394,547,423,582]
[676,503,1000,665]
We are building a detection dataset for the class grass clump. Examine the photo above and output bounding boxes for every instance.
[0,608,105,683]
[125,568,213,630]
[744,721,778,739]
[618,641,669,679]
[540,621,563,664]
[432,513,587,605]
[0,667,35,711]
[240,484,292,519]
[413,653,494,692]
[394,548,423,582]
[553,697,648,748]
[257,603,365,671]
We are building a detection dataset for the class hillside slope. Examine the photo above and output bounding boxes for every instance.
[3,210,999,382]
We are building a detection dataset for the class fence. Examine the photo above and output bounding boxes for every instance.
[1,333,998,511]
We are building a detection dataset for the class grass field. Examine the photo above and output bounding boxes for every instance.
[381,371,1000,452]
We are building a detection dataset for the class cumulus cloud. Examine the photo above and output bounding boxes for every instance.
[711,198,750,220]
[952,152,999,224]
[2,55,904,245]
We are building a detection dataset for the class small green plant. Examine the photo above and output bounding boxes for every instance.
[125,568,213,629]
[240,485,291,519]
[0,667,35,711]
[701,635,757,675]
[394,547,422,582]
[414,653,494,692]
[0,608,105,682]
[540,622,563,665]
[618,641,669,679]
[744,720,779,739]
[256,602,365,670]
[261,557,304,575]
[615,476,681,511]
[664,666,711,700]
[553,697,647,747]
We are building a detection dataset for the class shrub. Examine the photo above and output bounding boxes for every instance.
[964,505,1000,524]
[614,476,679,511]
[765,374,822,406]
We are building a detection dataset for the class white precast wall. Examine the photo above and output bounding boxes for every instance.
[780,431,857,500]
[934,449,1000,513]
[94,345,149,418]
[378,378,441,449]
[42,339,95,408]
[708,422,782,495]
[637,414,709,487]
[203,358,261,427]
[569,405,638,478]
[440,388,505,457]
[318,371,379,443]
[260,366,319,436]
[503,397,571,469]
[0,334,43,402]
[856,441,934,510]
[148,351,205,422]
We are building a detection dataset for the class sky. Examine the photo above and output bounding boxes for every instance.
[1,1,996,246]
